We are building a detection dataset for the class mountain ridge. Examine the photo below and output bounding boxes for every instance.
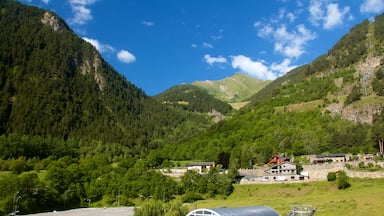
[191,73,271,103]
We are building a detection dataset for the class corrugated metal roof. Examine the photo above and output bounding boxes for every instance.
[186,206,279,216]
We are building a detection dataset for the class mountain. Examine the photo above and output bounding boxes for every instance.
[192,73,271,104]
[158,14,384,166]
[249,16,384,124]
[154,84,234,122]
[0,0,211,153]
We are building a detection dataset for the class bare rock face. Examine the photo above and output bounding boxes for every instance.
[80,52,106,91]
[41,12,64,31]
[325,56,384,124]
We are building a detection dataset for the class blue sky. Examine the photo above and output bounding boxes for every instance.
[23,0,384,95]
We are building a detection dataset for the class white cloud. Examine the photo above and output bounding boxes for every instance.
[309,1,352,30]
[68,0,97,25]
[271,58,298,76]
[202,42,213,49]
[323,4,350,30]
[309,0,324,26]
[257,23,274,38]
[231,55,298,80]
[41,0,50,3]
[191,44,198,48]
[287,12,296,22]
[83,37,135,64]
[82,37,114,53]
[142,20,155,27]
[360,0,384,14]
[211,34,223,41]
[204,54,227,66]
[69,0,97,4]
[273,24,316,59]
[231,55,276,80]
[117,50,136,64]
[253,21,262,27]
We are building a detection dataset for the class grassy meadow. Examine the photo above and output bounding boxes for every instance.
[188,178,384,216]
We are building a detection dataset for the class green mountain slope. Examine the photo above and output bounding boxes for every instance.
[192,73,271,103]
[154,84,233,118]
[0,1,146,143]
[248,16,384,123]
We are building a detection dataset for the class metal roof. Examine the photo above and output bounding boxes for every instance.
[186,206,279,216]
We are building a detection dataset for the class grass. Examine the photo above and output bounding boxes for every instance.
[186,178,384,216]
[274,100,323,113]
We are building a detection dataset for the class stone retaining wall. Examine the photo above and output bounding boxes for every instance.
[239,162,384,183]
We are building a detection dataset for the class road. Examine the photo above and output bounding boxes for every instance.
[22,207,135,216]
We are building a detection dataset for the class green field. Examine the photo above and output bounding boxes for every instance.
[188,178,384,216]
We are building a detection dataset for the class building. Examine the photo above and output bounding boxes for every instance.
[238,156,308,183]
[267,154,290,165]
[186,206,279,216]
[266,162,297,175]
[310,154,347,164]
[187,162,215,174]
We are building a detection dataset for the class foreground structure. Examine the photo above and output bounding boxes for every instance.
[186,206,279,216]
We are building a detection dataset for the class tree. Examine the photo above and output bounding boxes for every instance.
[372,111,384,155]
[344,85,362,106]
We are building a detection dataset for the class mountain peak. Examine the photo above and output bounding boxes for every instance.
[192,73,271,103]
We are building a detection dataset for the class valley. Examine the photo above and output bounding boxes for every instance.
[0,1,384,215]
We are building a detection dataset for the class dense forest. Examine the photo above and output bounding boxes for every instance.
[0,1,384,214]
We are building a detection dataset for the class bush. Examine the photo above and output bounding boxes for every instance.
[358,162,365,168]
[181,192,204,203]
[337,171,351,189]
[327,172,337,181]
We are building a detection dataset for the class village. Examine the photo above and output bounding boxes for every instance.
[161,153,384,183]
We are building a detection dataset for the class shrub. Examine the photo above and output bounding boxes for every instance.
[337,171,351,189]
[181,192,204,203]
[358,162,365,168]
[327,172,337,181]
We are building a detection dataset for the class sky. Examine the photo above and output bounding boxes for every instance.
[22,0,384,95]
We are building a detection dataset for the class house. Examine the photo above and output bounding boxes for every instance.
[267,154,291,165]
[264,161,305,181]
[187,162,215,173]
[310,153,346,164]
[265,162,297,175]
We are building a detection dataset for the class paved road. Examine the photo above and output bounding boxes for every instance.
[22,207,135,216]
